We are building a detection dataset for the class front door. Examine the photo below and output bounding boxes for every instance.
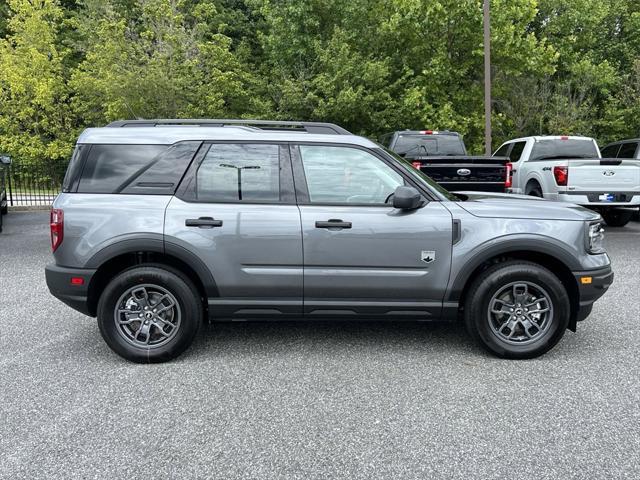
[293,144,453,319]
[165,142,303,319]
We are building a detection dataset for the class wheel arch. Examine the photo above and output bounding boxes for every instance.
[449,241,581,331]
[85,239,218,317]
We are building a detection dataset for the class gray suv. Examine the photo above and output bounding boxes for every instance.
[45,119,613,362]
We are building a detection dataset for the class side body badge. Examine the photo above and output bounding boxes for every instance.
[421,250,436,264]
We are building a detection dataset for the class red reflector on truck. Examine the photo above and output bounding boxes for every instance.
[70,277,84,286]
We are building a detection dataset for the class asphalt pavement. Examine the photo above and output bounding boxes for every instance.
[0,211,638,479]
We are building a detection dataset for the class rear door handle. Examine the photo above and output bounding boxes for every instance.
[315,219,352,229]
[185,217,223,228]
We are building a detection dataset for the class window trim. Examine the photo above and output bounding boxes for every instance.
[290,142,438,207]
[175,140,296,205]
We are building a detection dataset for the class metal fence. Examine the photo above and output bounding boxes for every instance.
[3,158,68,207]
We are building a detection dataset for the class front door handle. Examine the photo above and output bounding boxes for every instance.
[185,217,223,228]
[315,219,352,229]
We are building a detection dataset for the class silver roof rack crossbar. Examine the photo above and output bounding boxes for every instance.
[106,119,352,135]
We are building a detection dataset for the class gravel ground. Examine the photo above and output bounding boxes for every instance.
[0,211,638,479]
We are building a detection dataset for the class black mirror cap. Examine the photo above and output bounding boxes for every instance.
[392,186,423,210]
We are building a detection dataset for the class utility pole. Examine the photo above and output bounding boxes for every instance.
[483,0,492,156]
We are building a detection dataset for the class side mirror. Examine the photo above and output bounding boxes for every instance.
[392,186,423,210]
[0,155,11,165]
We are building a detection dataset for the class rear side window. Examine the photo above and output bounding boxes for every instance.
[617,142,638,159]
[509,141,526,162]
[62,145,89,192]
[600,144,620,158]
[78,145,169,193]
[195,144,280,202]
[493,143,510,157]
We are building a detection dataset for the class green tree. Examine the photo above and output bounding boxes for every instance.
[0,0,76,164]
[70,0,257,124]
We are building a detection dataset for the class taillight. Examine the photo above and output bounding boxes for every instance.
[411,161,422,169]
[553,166,569,186]
[505,162,513,188]
[50,208,64,252]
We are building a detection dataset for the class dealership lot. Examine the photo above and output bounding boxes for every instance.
[0,211,638,479]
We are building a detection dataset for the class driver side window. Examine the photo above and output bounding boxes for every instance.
[299,145,404,204]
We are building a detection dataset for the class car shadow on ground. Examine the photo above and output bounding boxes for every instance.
[181,319,481,360]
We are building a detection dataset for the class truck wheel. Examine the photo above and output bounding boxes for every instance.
[601,209,633,227]
[464,261,570,359]
[97,265,202,363]
[525,181,543,198]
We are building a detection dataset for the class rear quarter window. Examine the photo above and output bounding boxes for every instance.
[77,142,201,194]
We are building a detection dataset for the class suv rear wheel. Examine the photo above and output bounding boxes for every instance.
[97,265,202,363]
[464,261,570,359]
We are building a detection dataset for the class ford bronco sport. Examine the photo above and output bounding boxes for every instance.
[46,120,613,362]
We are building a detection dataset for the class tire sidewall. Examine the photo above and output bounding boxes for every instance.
[602,210,632,227]
[466,263,570,359]
[97,266,201,363]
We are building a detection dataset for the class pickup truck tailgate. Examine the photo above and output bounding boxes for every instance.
[568,159,640,191]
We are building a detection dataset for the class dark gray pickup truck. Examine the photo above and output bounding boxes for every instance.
[381,130,510,193]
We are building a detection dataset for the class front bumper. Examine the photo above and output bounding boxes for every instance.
[45,264,97,316]
[572,265,614,322]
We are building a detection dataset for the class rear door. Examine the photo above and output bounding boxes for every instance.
[165,142,303,318]
[292,144,453,319]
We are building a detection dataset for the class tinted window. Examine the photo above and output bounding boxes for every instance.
[493,143,510,157]
[392,134,465,156]
[600,144,620,158]
[196,144,280,202]
[121,141,201,195]
[300,145,404,204]
[530,139,599,161]
[78,145,168,193]
[509,142,526,162]
[62,144,88,192]
[617,142,638,159]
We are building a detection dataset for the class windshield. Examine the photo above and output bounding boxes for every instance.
[379,147,459,201]
[393,134,465,157]
[530,139,599,161]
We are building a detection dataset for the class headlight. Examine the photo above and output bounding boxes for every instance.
[586,221,605,254]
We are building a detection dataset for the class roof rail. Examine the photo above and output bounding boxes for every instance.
[106,119,352,135]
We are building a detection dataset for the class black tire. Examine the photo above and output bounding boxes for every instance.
[464,261,570,359]
[601,209,633,227]
[97,264,202,363]
[525,181,543,198]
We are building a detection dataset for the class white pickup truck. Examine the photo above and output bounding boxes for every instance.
[494,135,640,227]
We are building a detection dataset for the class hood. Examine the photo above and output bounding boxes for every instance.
[454,191,601,222]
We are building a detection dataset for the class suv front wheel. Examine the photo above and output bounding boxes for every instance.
[97,265,202,363]
[464,261,570,359]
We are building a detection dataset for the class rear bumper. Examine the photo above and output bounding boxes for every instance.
[573,265,614,321]
[45,264,96,316]
[552,192,640,207]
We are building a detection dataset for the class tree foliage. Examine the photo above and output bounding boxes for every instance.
[0,0,638,163]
